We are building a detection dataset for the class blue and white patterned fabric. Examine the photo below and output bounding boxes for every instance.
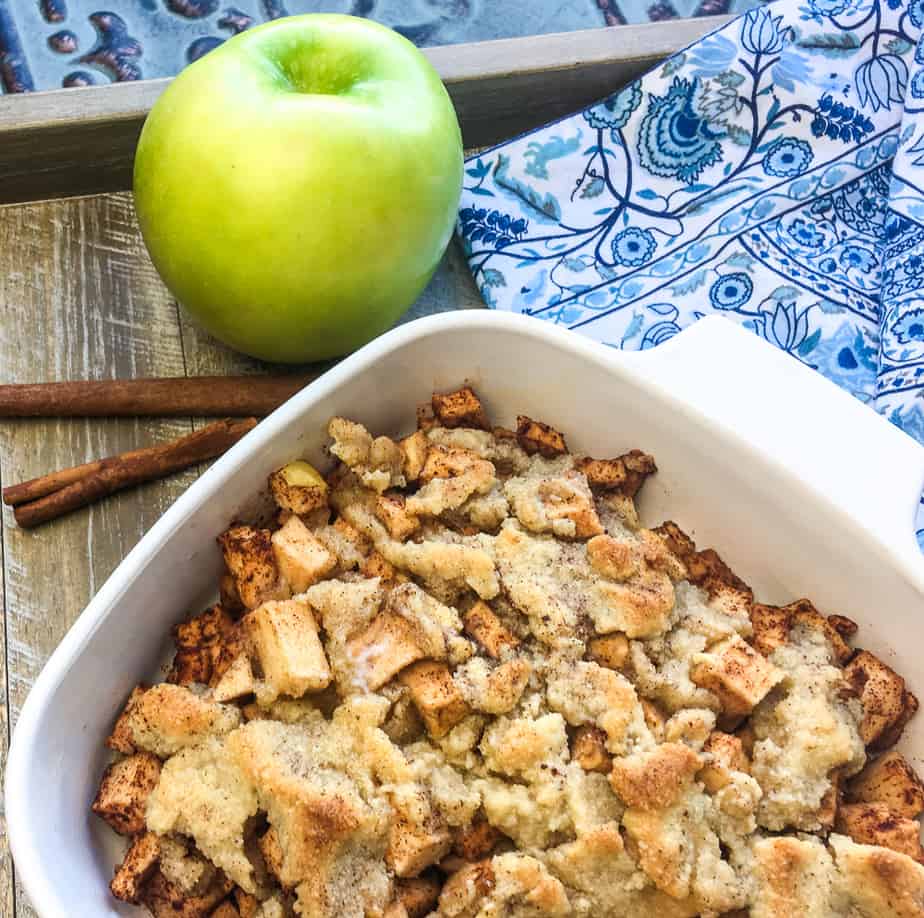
[457,0,924,548]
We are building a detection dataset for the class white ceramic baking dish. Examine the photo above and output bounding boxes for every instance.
[7,311,924,916]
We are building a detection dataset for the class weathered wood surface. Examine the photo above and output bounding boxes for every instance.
[0,16,724,912]
[0,16,727,204]
[0,190,482,916]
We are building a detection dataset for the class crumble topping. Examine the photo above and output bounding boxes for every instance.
[94,387,924,918]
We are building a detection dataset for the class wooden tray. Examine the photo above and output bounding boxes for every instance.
[0,18,722,915]
[0,17,725,204]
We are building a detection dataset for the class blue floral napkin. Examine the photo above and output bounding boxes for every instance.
[456,0,924,547]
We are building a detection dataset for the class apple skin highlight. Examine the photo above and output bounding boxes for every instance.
[134,14,464,363]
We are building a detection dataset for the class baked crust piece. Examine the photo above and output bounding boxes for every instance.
[845,650,918,750]
[830,833,924,917]
[609,742,702,809]
[574,449,657,497]
[835,802,924,862]
[218,525,289,610]
[750,632,865,832]
[652,521,752,621]
[515,415,568,458]
[431,387,491,431]
[847,750,924,818]
[750,835,838,918]
[91,751,161,837]
[123,683,241,758]
[328,416,406,493]
[110,832,161,903]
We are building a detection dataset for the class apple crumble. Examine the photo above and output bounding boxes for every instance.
[93,386,924,917]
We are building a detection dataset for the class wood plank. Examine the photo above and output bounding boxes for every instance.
[0,23,733,910]
[0,17,728,205]
[0,188,482,915]
[0,476,15,918]
[0,192,193,915]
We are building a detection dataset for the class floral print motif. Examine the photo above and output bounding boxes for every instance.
[786,218,827,248]
[892,307,924,343]
[457,0,924,549]
[636,78,724,184]
[762,137,813,176]
[584,83,643,132]
[612,227,657,265]
[741,7,785,55]
[807,0,856,16]
[709,273,753,309]
[855,55,908,111]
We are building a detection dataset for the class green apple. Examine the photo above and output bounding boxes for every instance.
[133,14,463,362]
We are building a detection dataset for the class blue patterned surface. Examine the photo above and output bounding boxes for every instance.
[0,0,762,93]
[457,0,924,548]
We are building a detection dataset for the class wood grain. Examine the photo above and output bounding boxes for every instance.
[0,480,16,918]
[0,193,193,916]
[0,189,484,916]
[0,17,727,204]
[0,24,670,911]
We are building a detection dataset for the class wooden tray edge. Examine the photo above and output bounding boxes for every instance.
[0,17,728,206]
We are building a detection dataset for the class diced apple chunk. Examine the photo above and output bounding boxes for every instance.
[844,650,917,749]
[346,612,428,691]
[698,731,749,794]
[396,874,442,918]
[572,725,612,774]
[835,802,924,862]
[587,633,629,670]
[846,750,924,818]
[258,827,286,888]
[375,493,421,541]
[219,525,289,610]
[106,685,147,754]
[515,415,567,457]
[244,597,331,704]
[271,515,336,593]
[110,832,161,903]
[92,752,162,835]
[690,634,783,716]
[212,653,255,703]
[399,661,470,738]
[386,811,452,877]
[269,460,328,515]
[462,601,519,659]
[454,819,501,862]
[431,386,490,430]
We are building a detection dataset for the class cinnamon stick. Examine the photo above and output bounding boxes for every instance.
[0,376,314,418]
[9,418,258,529]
